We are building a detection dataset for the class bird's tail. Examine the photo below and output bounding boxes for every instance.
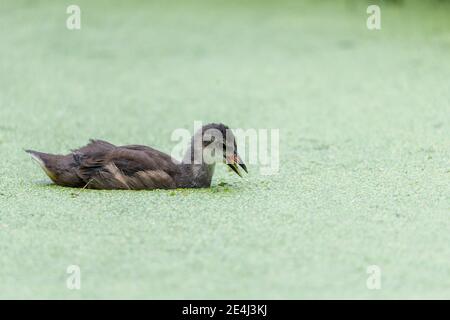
[26,150,63,183]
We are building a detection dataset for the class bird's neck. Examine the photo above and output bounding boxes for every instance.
[180,142,216,188]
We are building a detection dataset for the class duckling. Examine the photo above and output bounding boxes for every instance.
[26,123,247,190]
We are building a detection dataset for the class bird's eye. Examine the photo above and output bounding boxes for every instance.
[203,135,215,146]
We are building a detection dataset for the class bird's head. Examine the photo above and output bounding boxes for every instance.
[196,123,248,177]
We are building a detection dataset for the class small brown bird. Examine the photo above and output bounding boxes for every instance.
[26,123,247,190]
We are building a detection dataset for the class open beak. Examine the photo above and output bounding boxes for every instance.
[226,154,248,177]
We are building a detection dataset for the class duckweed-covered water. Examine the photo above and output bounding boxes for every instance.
[0,0,449,298]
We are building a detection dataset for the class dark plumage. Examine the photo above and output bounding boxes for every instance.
[26,123,247,190]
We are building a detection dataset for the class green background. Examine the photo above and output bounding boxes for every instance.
[0,0,449,299]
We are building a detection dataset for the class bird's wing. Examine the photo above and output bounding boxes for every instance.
[76,147,179,190]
